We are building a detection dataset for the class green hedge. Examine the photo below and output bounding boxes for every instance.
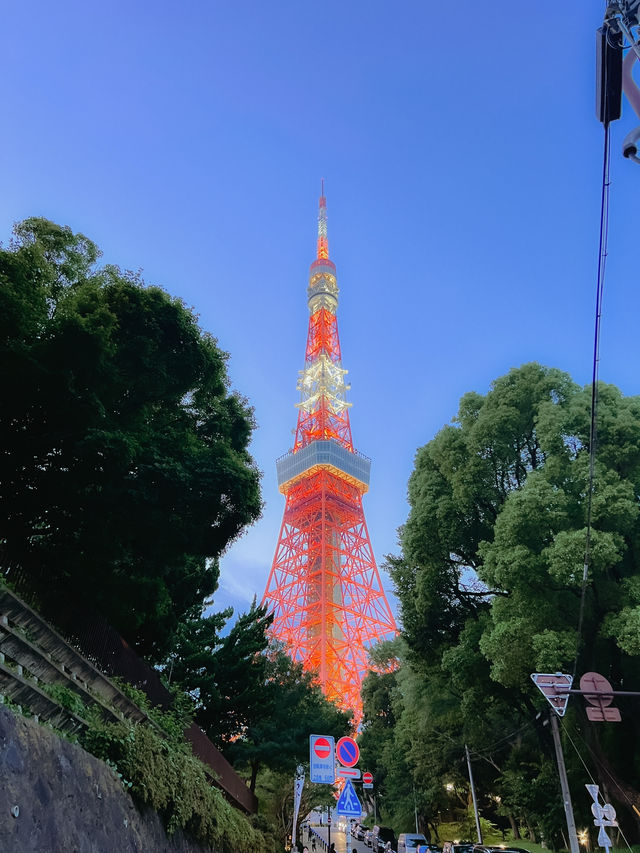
[82,710,271,853]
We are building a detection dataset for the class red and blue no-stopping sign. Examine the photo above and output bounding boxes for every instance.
[336,735,360,768]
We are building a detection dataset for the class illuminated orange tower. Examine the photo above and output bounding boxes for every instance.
[262,189,396,724]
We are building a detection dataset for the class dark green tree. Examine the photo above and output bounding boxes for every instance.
[164,601,350,791]
[0,218,261,657]
[165,601,274,746]
[228,644,352,791]
[388,364,640,843]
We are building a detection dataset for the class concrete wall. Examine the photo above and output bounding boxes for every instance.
[0,706,216,853]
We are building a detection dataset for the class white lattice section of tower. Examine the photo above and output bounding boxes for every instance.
[296,354,351,414]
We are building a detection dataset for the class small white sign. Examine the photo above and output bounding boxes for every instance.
[337,766,361,779]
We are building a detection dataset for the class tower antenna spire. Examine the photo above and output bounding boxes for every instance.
[317,180,329,260]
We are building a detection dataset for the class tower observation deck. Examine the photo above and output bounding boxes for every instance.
[262,190,396,725]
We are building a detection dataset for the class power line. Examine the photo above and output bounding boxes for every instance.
[573,120,611,680]
[562,719,635,853]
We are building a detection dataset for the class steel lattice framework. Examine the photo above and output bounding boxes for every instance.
[262,191,396,725]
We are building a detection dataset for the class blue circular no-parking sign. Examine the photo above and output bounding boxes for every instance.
[336,736,359,767]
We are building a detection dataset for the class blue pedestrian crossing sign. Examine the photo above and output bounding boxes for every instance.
[336,778,362,817]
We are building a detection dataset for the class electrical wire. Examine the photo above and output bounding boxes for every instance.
[562,719,635,853]
[468,718,537,760]
[561,720,598,786]
[572,120,611,681]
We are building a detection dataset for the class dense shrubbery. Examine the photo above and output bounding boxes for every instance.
[82,712,271,853]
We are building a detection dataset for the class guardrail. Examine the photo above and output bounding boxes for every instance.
[0,582,257,814]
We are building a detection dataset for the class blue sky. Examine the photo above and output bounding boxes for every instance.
[2,2,639,622]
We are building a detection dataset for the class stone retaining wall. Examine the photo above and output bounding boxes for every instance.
[0,705,216,853]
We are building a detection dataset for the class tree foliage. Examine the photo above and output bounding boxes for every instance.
[166,601,274,747]
[381,364,640,844]
[0,218,261,657]
[164,600,351,791]
[226,640,352,791]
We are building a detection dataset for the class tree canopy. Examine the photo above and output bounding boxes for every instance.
[0,218,262,657]
[374,364,640,844]
[163,600,351,793]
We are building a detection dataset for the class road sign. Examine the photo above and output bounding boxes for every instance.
[581,672,621,722]
[531,672,573,716]
[362,771,373,789]
[337,766,361,779]
[336,778,362,817]
[336,735,360,768]
[586,784,618,852]
[310,735,335,783]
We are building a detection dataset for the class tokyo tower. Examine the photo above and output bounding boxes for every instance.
[262,188,396,724]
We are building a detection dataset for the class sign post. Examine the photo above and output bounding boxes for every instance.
[549,713,580,853]
[292,766,304,852]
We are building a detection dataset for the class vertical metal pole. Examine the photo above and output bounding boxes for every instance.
[550,714,580,853]
[374,792,377,825]
[346,819,352,853]
[292,792,297,852]
[413,786,419,834]
[328,806,331,852]
[465,744,483,844]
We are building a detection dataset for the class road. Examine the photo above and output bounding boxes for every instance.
[302,825,372,853]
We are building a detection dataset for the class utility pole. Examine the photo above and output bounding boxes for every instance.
[549,714,580,853]
[465,744,483,844]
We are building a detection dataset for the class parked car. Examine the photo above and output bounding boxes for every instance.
[356,824,367,841]
[443,844,473,853]
[373,825,397,852]
[473,847,530,853]
[397,833,428,853]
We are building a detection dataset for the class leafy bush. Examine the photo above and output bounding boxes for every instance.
[43,683,88,718]
[81,712,270,853]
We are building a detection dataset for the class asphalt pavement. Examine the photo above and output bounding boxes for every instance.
[302,825,371,853]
